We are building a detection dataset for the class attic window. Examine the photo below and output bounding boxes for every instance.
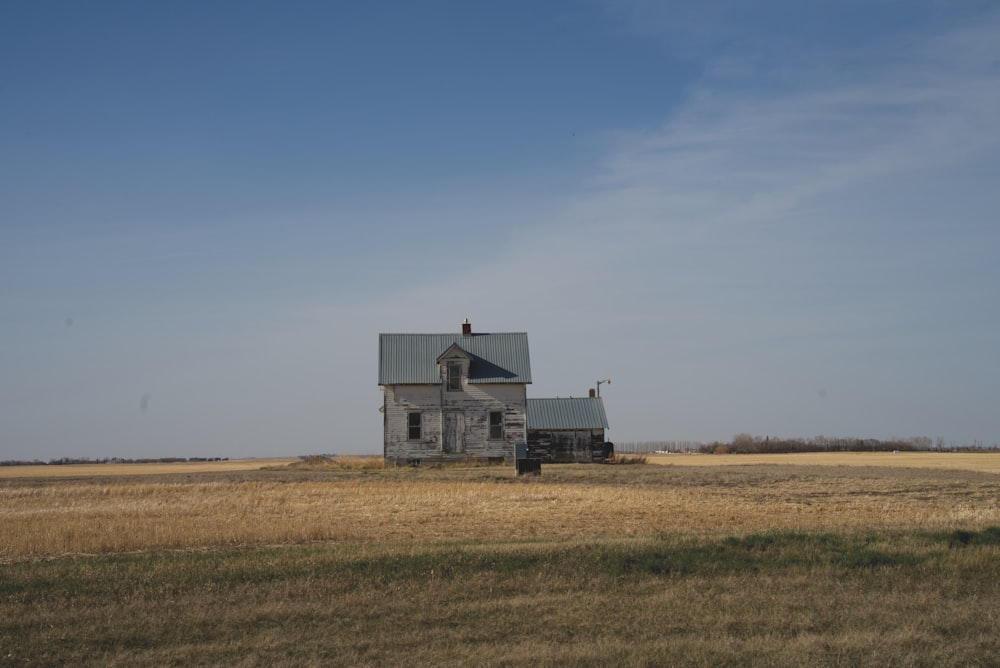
[446,362,462,392]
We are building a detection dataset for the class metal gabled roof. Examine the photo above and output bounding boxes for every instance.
[527,397,609,430]
[379,332,531,385]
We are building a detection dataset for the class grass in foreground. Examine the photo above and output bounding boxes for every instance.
[2,529,999,666]
[3,463,999,665]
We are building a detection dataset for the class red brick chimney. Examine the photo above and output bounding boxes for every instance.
[462,318,472,335]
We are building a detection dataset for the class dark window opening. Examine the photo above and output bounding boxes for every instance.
[489,411,504,440]
[408,412,422,440]
[447,362,462,391]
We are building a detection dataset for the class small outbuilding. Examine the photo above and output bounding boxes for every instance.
[526,397,612,463]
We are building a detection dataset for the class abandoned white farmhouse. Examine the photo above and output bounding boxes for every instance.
[379,321,530,463]
[379,320,611,464]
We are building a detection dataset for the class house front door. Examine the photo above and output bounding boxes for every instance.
[442,412,465,453]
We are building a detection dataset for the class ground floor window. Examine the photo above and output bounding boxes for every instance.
[408,412,422,440]
[489,411,504,440]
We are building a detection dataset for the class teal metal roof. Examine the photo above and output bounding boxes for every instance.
[379,332,531,384]
[527,397,609,430]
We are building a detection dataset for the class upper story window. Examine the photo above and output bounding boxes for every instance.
[447,362,462,391]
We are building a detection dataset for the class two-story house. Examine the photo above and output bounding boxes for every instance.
[378,320,531,464]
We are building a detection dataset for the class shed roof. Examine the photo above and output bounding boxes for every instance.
[527,397,609,430]
[379,332,532,385]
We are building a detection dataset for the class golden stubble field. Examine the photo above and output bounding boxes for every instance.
[647,450,1000,473]
[2,452,998,562]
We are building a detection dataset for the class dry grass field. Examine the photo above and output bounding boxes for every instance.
[647,450,1000,473]
[0,457,299,479]
[2,452,998,560]
[2,453,999,666]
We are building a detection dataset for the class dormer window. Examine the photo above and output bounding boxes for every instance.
[447,362,462,391]
[437,343,471,393]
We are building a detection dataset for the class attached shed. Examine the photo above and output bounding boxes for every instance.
[526,397,612,463]
[379,321,531,464]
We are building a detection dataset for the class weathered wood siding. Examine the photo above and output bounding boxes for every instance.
[383,383,527,463]
[526,429,608,463]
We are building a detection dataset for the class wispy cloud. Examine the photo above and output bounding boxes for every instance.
[344,7,1000,328]
[328,7,1000,442]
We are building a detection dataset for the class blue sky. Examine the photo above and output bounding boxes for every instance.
[3,1,998,460]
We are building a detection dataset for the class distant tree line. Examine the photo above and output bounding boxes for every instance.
[0,456,229,467]
[616,435,999,455]
[703,434,929,454]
